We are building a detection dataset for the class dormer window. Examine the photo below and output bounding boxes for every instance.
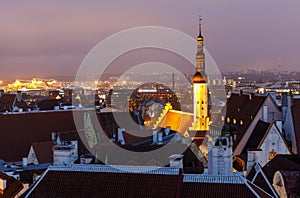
[240,120,244,125]
[227,117,230,123]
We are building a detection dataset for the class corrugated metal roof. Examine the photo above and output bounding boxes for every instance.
[183,172,245,184]
[48,164,181,175]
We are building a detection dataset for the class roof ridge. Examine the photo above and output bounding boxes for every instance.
[47,164,181,175]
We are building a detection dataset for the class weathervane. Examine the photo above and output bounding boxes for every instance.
[199,15,202,34]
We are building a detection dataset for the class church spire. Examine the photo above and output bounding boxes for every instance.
[195,15,205,74]
[197,15,204,44]
[190,15,209,132]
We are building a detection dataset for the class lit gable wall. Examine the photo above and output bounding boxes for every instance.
[27,146,39,165]
[259,123,290,166]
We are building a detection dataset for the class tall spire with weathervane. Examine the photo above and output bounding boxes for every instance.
[190,16,209,131]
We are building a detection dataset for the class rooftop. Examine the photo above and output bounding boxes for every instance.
[183,172,245,184]
[23,164,271,198]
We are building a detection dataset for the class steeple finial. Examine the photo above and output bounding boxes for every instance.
[199,15,202,35]
[197,15,203,41]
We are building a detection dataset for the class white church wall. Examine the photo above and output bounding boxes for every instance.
[260,124,290,167]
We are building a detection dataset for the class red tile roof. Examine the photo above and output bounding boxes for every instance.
[93,142,204,173]
[24,166,182,198]
[0,94,15,112]
[262,154,300,181]
[38,99,60,110]
[0,110,88,161]
[23,165,272,198]
[246,163,278,197]
[31,141,54,164]
[182,182,256,198]
[246,181,274,198]
[278,171,300,194]
[0,94,29,112]
[0,172,23,198]
[0,108,204,172]
[224,93,267,148]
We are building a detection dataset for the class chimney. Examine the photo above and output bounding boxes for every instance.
[117,128,125,145]
[56,133,62,145]
[152,130,158,144]
[0,90,4,98]
[0,177,7,193]
[249,93,254,101]
[276,120,283,134]
[16,91,22,102]
[239,89,243,96]
[281,92,288,121]
[51,132,57,144]
[164,126,171,136]
[157,131,163,145]
[246,149,262,175]
[153,130,163,145]
[263,105,268,122]
[169,154,184,169]
[22,157,28,166]
[172,73,175,90]
[281,92,288,107]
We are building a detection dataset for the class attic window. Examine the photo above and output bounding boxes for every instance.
[227,117,230,123]
[250,115,253,120]
[233,118,237,124]
[249,94,252,100]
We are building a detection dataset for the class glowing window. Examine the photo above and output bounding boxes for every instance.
[227,117,230,123]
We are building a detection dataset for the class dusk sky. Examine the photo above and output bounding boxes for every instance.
[1,0,299,80]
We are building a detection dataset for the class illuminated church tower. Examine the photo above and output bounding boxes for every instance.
[190,16,209,131]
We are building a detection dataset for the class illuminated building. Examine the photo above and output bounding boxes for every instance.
[189,16,210,131]
[153,17,210,146]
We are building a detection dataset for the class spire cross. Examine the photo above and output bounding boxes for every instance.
[199,15,202,34]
